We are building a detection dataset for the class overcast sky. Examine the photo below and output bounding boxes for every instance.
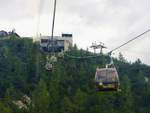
[0,0,150,65]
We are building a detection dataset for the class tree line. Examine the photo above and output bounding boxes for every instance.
[0,35,150,113]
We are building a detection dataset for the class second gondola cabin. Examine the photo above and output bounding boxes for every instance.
[95,67,120,91]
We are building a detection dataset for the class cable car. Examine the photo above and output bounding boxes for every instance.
[45,55,57,71]
[45,63,53,71]
[95,62,120,91]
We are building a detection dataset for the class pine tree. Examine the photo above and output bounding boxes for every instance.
[30,79,50,113]
[0,101,12,113]
[119,75,133,113]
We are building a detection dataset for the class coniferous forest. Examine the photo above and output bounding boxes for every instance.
[0,35,150,113]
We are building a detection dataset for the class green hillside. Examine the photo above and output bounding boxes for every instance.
[0,35,150,113]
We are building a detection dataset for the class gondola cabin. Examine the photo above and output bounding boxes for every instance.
[95,67,120,91]
[45,63,53,71]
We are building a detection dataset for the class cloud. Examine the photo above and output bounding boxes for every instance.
[0,0,43,20]
[0,0,150,65]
